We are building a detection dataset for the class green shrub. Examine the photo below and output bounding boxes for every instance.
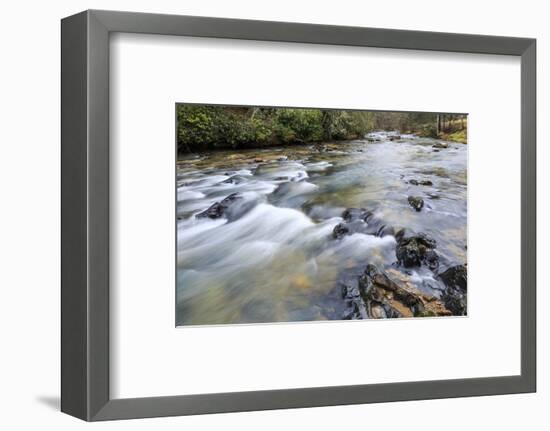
[419,124,438,138]
[176,105,461,152]
[274,109,324,143]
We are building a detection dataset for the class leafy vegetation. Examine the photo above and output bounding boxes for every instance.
[177,105,467,153]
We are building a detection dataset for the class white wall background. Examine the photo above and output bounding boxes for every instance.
[0,0,546,429]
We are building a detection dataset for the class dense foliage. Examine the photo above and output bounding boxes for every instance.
[177,105,466,152]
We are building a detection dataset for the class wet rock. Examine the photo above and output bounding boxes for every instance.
[432,142,449,149]
[363,217,385,236]
[222,175,248,184]
[180,179,204,187]
[439,265,467,316]
[376,224,396,238]
[395,231,439,270]
[442,290,467,316]
[315,143,341,153]
[334,207,392,239]
[408,196,424,211]
[195,193,251,221]
[358,264,425,318]
[342,302,360,320]
[394,227,414,243]
[409,179,433,186]
[423,249,440,271]
[333,223,350,239]
[439,265,467,292]
[334,207,398,239]
[341,207,372,222]
[339,276,368,320]
[369,304,387,318]
[358,264,452,318]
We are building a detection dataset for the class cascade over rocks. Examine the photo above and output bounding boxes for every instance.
[196,193,254,221]
[332,207,397,239]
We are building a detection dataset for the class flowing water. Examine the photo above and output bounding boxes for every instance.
[176,132,467,325]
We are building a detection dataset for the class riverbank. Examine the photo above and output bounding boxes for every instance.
[439,129,467,144]
[176,105,467,153]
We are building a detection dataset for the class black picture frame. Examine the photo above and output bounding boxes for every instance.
[61,9,536,421]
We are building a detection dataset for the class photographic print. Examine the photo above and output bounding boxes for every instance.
[176,105,467,326]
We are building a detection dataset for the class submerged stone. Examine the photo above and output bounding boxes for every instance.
[341,207,372,223]
[222,175,248,184]
[195,193,250,221]
[408,196,424,211]
[332,223,350,239]
[409,179,433,186]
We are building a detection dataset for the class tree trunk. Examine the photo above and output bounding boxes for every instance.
[249,107,260,120]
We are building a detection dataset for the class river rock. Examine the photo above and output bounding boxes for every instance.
[409,179,433,186]
[342,207,372,222]
[341,277,368,319]
[394,227,414,243]
[376,224,396,238]
[334,208,393,239]
[408,196,424,211]
[439,264,467,316]
[442,290,467,316]
[358,264,425,317]
[395,231,439,270]
[222,175,248,184]
[332,223,350,239]
[432,142,449,149]
[332,208,367,239]
[195,193,251,221]
[439,265,467,292]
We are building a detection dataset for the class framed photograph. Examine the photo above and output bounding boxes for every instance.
[61,9,536,421]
